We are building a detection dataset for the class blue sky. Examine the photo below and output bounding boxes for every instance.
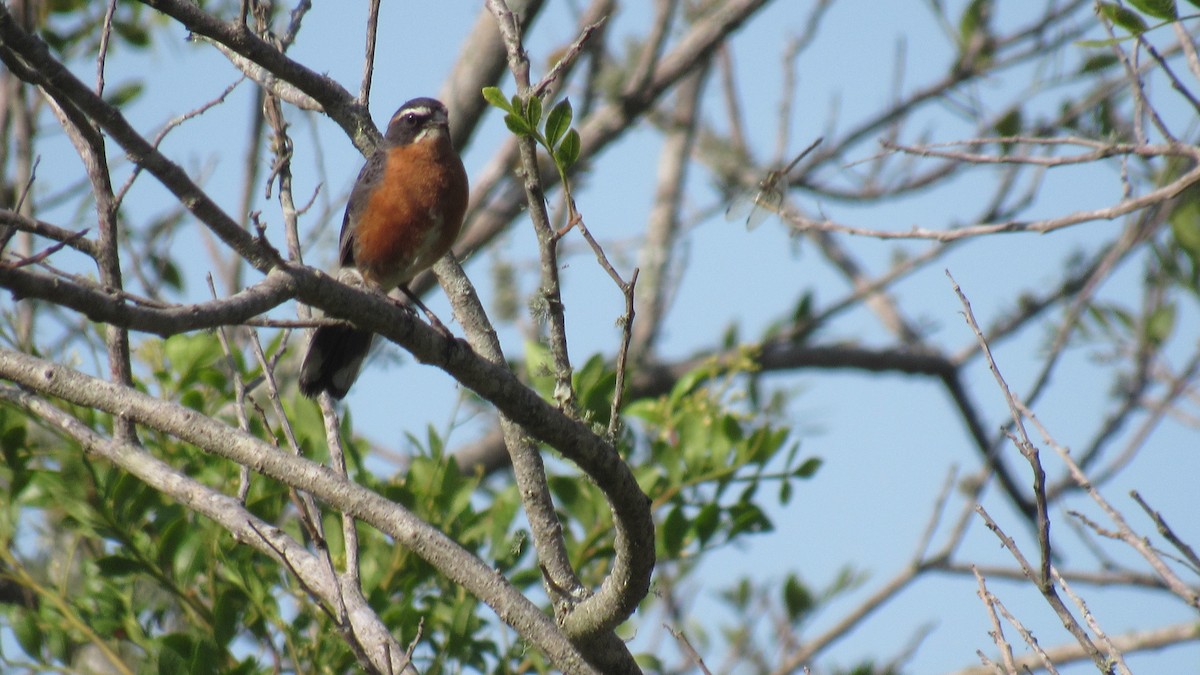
[24,1,1200,672]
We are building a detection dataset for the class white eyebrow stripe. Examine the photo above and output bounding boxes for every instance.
[400,106,434,118]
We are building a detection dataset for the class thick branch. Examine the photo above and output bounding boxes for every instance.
[0,7,273,270]
[0,384,415,674]
[0,266,295,337]
[138,0,372,151]
[0,350,601,675]
[435,256,586,614]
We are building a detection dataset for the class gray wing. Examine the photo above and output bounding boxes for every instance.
[337,148,388,268]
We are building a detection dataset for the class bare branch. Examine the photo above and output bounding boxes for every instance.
[972,566,1017,674]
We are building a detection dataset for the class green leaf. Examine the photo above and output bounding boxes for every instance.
[779,478,793,504]
[1,419,26,455]
[555,129,581,169]
[159,516,203,580]
[792,456,822,478]
[545,98,573,148]
[158,633,219,675]
[678,411,718,472]
[993,109,1022,151]
[1126,0,1177,20]
[661,505,687,558]
[669,364,710,406]
[728,502,772,537]
[547,474,582,513]
[959,0,992,42]
[12,609,43,658]
[1079,53,1120,74]
[744,425,784,464]
[104,81,143,107]
[48,0,88,13]
[2,420,30,496]
[213,588,248,646]
[791,290,815,328]
[1145,303,1176,346]
[163,333,224,394]
[783,573,814,622]
[524,95,542,130]
[522,340,555,400]
[721,578,753,610]
[693,502,720,545]
[96,555,148,577]
[1075,37,1132,49]
[109,471,154,525]
[481,86,512,113]
[1170,199,1200,263]
[828,565,870,595]
[113,19,151,47]
[158,258,183,291]
[574,354,616,427]
[503,112,533,137]
[623,398,662,425]
[1098,2,1149,33]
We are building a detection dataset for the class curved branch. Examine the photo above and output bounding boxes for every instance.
[1,253,657,668]
[0,350,601,675]
[437,257,581,589]
[484,2,656,656]
[458,339,1038,519]
[294,258,656,645]
[0,266,296,337]
[0,384,417,674]
[0,209,99,258]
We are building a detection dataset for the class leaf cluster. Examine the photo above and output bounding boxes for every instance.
[483,86,582,175]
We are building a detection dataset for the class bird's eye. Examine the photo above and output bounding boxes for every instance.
[403,113,420,126]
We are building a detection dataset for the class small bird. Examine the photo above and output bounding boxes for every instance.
[299,97,469,400]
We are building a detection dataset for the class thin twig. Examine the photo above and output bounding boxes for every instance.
[621,0,674,98]
[279,0,312,49]
[975,505,1104,670]
[486,0,578,413]
[113,77,245,210]
[1096,6,1174,144]
[96,0,118,96]
[1053,566,1132,675]
[948,271,1051,549]
[206,274,254,502]
[359,0,381,106]
[607,268,637,439]
[1017,399,1200,610]
[717,45,746,156]
[532,16,608,99]
[780,148,1199,240]
[986,586,1061,675]
[319,393,357,628]
[1130,490,1200,574]
[972,566,1016,674]
[0,228,89,269]
[665,623,714,675]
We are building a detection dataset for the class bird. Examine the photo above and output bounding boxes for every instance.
[298,97,469,400]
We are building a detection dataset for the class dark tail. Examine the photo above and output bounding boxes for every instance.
[298,324,374,399]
